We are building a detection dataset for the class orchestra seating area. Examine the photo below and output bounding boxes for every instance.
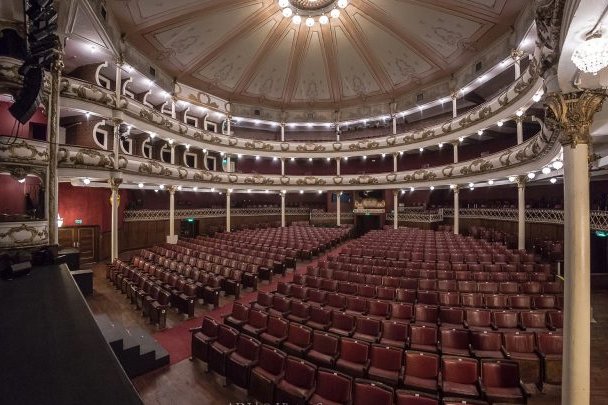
[106,225,352,327]
[190,228,563,404]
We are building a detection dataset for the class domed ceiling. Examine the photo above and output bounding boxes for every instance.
[110,0,526,109]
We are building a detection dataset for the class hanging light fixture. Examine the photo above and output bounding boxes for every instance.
[572,34,608,75]
[278,1,346,25]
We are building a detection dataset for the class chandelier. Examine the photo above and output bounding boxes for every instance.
[571,32,608,75]
[277,0,348,26]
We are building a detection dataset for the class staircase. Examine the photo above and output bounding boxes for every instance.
[94,314,170,378]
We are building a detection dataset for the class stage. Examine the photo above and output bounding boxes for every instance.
[0,263,142,405]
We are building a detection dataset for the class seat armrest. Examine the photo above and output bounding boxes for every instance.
[535,349,546,359]
[189,327,202,333]
[437,340,442,354]
[519,380,530,397]
[501,345,511,359]
[478,378,487,397]
[463,320,469,328]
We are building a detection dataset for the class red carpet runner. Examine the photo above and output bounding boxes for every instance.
[153,240,351,365]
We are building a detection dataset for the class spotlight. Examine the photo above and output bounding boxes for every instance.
[330,9,340,18]
[497,121,503,127]
[459,137,464,142]
[138,183,144,188]
[193,187,198,191]
[478,129,484,136]
[82,178,91,185]
[177,185,182,191]
[469,182,474,188]
[319,15,329,25]
[292,15,301,24]
[450,184,455,189]
[338,0,348,8]
[305,17,315,27]
[419,147,424,152]
[300,190,304,194]
[430,186,435,190]
[552,161,563,170]
[410,187,414,192]
[488,179,494,185]
[542,167,551,174]
[508,176,516,182]
[550,178,557,184]
[159,184,165,190]
[527,172,536,179]
[309,157,313,162]
[282,8,293,18]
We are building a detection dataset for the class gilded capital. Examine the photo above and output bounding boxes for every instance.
[545,90,607,148]
[515,175,527,188]
[51,52,64,74]
[511,49,525,61]
[108,177,123,191]
[167,185,178,194]
[452,185,461,193]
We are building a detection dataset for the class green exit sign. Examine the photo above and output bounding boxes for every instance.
[75,219,83,225]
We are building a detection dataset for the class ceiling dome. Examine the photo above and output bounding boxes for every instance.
[111,0,526,110]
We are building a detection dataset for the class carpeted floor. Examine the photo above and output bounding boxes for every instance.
[152,240,351,365]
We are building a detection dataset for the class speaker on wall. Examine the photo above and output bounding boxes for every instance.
[9,64,43,124]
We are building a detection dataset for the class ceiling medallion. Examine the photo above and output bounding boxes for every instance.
[277,0,347,26]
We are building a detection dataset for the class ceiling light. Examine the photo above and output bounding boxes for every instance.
[282,7,293,18]
[89,45,96,53]
[571,35,608,74]
[85,112,90,119]
[331,9,340,18]
[211,188,215,192]
[381,153,386,158]
[459,137,464,142]
[202,149,207,153]
[167,139,174,145]
[438,143,443,148]
[552,161,564,170]
[489,180,495,185]
[279,0,289,7]
[550,178,557,184]
[542,167,551,174]
[308,157,313,162]
[430,186,435,190]
[124,65,133,73]
[83,178,91,185]
[362,156,367,160]
[300,190,304,194]
[149,132,156,138]
[532,93,542,102]
[292,15,301,24]
[344,156,348,161]
[177,185,182,191]
[419,147,424,152]
[497,121,503,127]
[318,190,323,194]
[138,183,144,188]
[159,184,165,190]
[469,182,474,188]
[273,156,277,161]
[185,144,190,150]
[516,110,524,117]
[154,189,158,193]
[255,155,260,160]
[527,172,536,179]
[338,0,348,8]
[410,187,415,192]
[291,157,295,161]
[306,17,315,27]
[326,157,331,162]
[450,184,455,189]
[478,129,484,136]
[319,15,329,25]
[193,187,198,191]
[247,189,252,193]
[508,176,516,182]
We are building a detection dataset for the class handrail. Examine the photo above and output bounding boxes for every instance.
[123,207,311,222]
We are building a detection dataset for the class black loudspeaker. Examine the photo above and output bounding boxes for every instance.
[9,65,43,124]
[1,261,32,280]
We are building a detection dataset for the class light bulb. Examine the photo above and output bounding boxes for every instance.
[319,15,329,25]
[306,17,315,27]
[488,180,494,185]
[430,186,435,190]
[278,0,289,7]
[138,183,144,188]
[330,9,340,18]
[508,176,516,182]
[552,161,563,170]
[527,172,536,179]
[497,121,503,127]
[338,0,348,8]
[542,167,551,174]
[83,178,91,185]
[282,7,293,17]
[410,187,415,192]
[550,178,557,184]
[292,15,301,24]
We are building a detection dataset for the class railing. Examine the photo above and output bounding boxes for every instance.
[442,208,608,231]
[0,220,49,248]
[123,207,311,222]
[310,211,355,223]
[387,210,445,223]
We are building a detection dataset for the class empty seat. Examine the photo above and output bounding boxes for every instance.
[395,390,439,405]
[439,307,464,329]
[417,290,439,305]
[249,345,287,403]
[274,357,316,405]
[485,294,508,310]
[282,323,313,357]
[438,292,460,307]
[191,316,218,363]
[464,309,494,331]
[396,288,417,303]
[306,331,340,368]
[269,294,292,317]
[367,300,391,320]
[381,320,409,349]
[502,331,541,389]
[307,289,327,307]
[492,311,520,331]
[260,316,289,347]
[208,324,239,376]
[470,330,504,359]
[537,332,562,385]
[251,291,273,311]
[461,293,484,308]
[346,296,369,316]
[353,317,382,343]
[306,306,332,331]
[441,356,480,398]
[547,310,563,331]
[508,294,532,310]
[391,302,414,322]
[533,295,557,310]
[287,300,311,324]
[414,304,439,326]
[520,310,548,332]
[480,360,526,403]
[439,328,471,357]
[310,368,353,405]
[329,311,356,337]
[224,302,249,330]
[353,379,395,405]
[325,293,347,311]
[226,334,261,388]
[403,351,439,393]
[408,325,438,353]
[368,344,404,386]
[336,338,371,378]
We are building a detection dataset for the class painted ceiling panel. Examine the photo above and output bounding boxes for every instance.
[292,31,332,102]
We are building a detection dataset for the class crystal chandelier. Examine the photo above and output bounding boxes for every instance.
[278,0,347,26]
[571,33,608,75]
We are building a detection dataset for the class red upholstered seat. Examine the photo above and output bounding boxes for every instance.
[286,300,311,324]
[259,316,288,347]
[353,379,395,405]
[439,307,464,329]
[502,331,541,388]
[226,334,261,388]
[441,356,480,398]
[470,330,504,359]
[464,309,494,331]
[368,344,404,386]
[309,368,353,405]
[249,345,287,403]
[242,308,268,337]
[208,324,239,376]
[306,306,332,331]
[305,331,340,368]
[274,357,316,405]
[439,328,471,357]
[191,316,218,363]
[336,338,370,378]
[519,310,548,332]
[395,390,439,405]
[408,325,438,353]
[480,360,526,403]
[537,332,562,385]
[251,291,273,311]
[353,317,382,343]
[414,304,439,327]
[492,311,520,331]
[282,323,313,357]
[403,351,439,393]
[329,311,356,337]
[224,301,249,330]
[367,300,391,320]
[380,320,409,349]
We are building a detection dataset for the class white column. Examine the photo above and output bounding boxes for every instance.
[336,158,341,176]
[511,49,523,80]
[112,119,121,170]
[115,59,122,101]
[451,93,457,118]
[393,190,398,229]
[516,116,524,145]
[336,123,340,142]
[393,153,398,172]
[280,123,285,142]
[226,115,231,135]
[453,186,460,235]
[452,141,459,163]
[47,55,63,246]
[281,191,286,227]
[109,178,122,260]
[517,176,526,250]
[281,158,285,176]
[226,190,231,233]
[336,192,341,226]
[545,91,606,405]
[392,115,397,135]
[166,185,177,244]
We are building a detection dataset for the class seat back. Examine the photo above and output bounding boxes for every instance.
[466,309,492,328]
[312,331,339,356]
[353,379,394,405]
[236,334,261,361]
[217,324,239,348]
[309,306,331,325]
[391,303,414,321]
[287,324,313,348]
[414,304,439,324]
[339,338,370,364]
[248,309,268,329]
[492,311,519,329]
[267,316,289,338]
[481,360,520,388]
[368,300,390,318]
[371,345,403,371]
[230,302,249,322]
[315,369,352,403]
[537,332,563,355]
[284,357,316,389]
[404,351,439,378]
[200,316,219,338]
[409,325,438,346]
[471,330,502,351]
[332,311,355,331]
[439,307,464,325]
[441,356,479,384]
[503,331,536,354]
[356,317,381,337]
[520,310,547,329]
[440,328,470,351]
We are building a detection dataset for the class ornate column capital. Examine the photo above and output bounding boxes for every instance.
[392,189,399,197]
[450,91,458,100]
[108,177,123,191]
[167,185,178,194]
[515,115,524,124]
[449,140,459,147]
[451,184,461,193]
[545,90,607,148]
[515,175,527,188]
[50,52,64,74]
[111,117,123,126]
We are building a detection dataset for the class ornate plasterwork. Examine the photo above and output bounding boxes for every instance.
[0,221,49,248]
[0,139,49,164]
[544,90,607,148]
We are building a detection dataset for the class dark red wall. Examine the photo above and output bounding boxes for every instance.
[0,101,47,139]
[0,174,42,217]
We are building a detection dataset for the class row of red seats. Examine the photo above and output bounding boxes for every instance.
[191,316,534,404]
